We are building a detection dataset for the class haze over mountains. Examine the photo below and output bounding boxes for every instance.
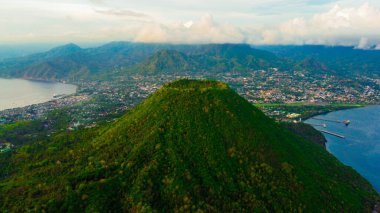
[1,42,379,81]
[259,45,380,77]
[0,80,378,212]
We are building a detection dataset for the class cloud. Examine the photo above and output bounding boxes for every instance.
[183,21,194,28]
[250,0,338,16]
[260,3,380,46]
[357,37,370,49]
[89,0,105,5]
[133,2,380,46]
[306,0,338,5]
[134,14,247,44]
[1,1,380,46]
[94,8,149,19]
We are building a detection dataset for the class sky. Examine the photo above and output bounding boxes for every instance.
[1,0,380,47]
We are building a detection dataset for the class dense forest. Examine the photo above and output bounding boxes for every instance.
[0,80,378,212]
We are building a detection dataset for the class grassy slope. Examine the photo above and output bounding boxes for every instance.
[0,80,378,212]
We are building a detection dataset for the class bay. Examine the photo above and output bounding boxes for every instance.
[0,78,77,111]
[306,106,380,192]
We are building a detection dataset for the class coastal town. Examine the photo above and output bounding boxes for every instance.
[1,69,379,129]
[0,68,380,154]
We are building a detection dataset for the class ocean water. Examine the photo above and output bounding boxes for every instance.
[306,106,380,192]
[0,78,77,111]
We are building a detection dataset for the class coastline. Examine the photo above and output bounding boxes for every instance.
[301,104,369,121]
[0,75,70,84]
[0,78,78,113]
[305,104,380,195]
[301,104,369,147]
[0,93,77,113]
[303,104,380,144]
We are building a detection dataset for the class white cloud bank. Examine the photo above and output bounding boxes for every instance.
[134,14,247,44]
[1,1,380,47]
[132,3,380,47]
[260,3,380,47]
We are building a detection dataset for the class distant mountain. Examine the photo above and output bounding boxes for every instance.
[187,43,277,62]
[0,80,378,212]
[44,43,82,58]
[0,43,290,81]
[296,57,334,74]
[257,45,380,77]
[0,42,159,80]
[0,44,86,80]
[130,49,197,74]
[0,44,58,60]
[3,42,380,81]
[184,43,290,72]
[129,43,290,75]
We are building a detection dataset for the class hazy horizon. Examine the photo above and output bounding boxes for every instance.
[1,0,380,48]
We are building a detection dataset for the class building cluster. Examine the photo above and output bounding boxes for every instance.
[217,70,380,104]
[0,94,90,124]
[0,69,379,130]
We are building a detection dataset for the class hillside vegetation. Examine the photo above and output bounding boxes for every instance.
[0,80,378,212]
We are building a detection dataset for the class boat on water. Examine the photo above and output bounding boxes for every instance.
[343,120,351,126]
[53,94,66,99]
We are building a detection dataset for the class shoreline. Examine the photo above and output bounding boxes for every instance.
[0,93,77,113]
[301,105,368,147]
[303,103,380,121]
[0,78,78,113]
[306,104,380,194]
[301,104,370,121]
[278,103,375,150]
[0,76,71,84]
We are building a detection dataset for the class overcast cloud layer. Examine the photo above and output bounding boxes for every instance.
[0,0,380,47]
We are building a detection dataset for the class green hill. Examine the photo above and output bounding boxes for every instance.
[130,49,197,74]
[0,80,378,212]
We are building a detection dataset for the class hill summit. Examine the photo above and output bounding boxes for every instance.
[0,79,378,212]
[47,43,82,57]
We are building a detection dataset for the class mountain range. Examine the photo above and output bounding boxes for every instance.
[257,45,380,77]
[0,80,378,212]
[2,42,379,81]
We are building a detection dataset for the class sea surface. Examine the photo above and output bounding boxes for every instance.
[0,78,77,111]
[306,106,380,193]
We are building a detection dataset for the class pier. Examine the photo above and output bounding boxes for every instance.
[311,118,351,126]
[320,130,345,139]
[310,123,327,128]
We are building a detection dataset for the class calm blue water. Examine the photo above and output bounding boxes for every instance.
[0,78,77,111]
[306,106,380,193]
